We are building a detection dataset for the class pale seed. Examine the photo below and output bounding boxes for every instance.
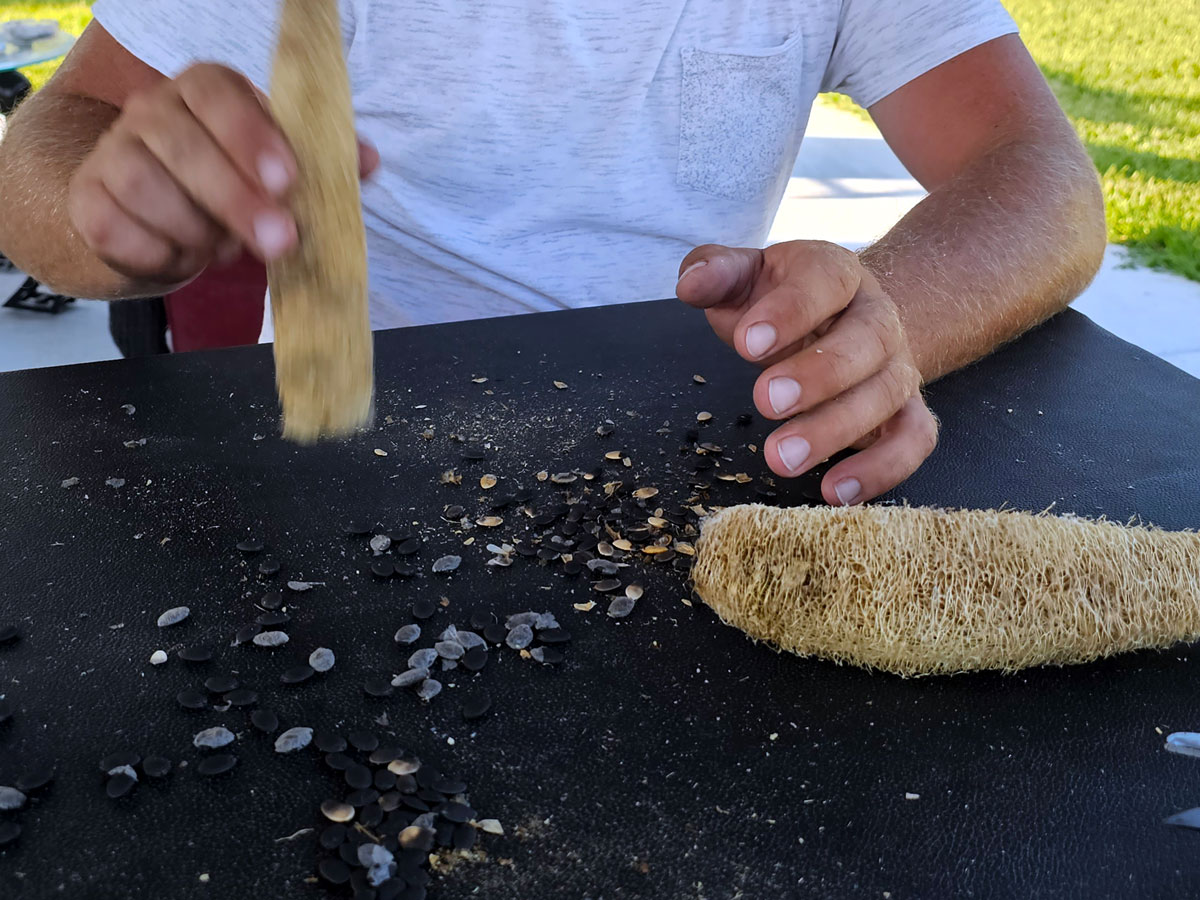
[480,474,497,489]
[626,584,644,601]
[697,411,712,422]
[632,487,659,500]
[321,800,355,823]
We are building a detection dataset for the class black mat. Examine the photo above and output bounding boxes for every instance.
[1,300,1198,899]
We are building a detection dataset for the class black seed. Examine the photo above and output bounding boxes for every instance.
[142,756,172,779]
[482,623,508,644]
[106,772,136,799]
[369,743,402,765]
[99,751,141,773]
[378,880,405,900]
[319,858,352,886]
[563,561,583,576]
[412,599,437,620]
[395,538,421,556]
[360,802,384,828]
[255,610,291,627]
[15,765,54,792]
[442,505,465,520]
[338,842,360,865]
[462,646,489,672]
[462,693,492,721]
[251,709,279,733]
[176,689,207,710]
[736,412,754,426]
[433,775,467,795]
[435,819,455,847]
[538,628,572,644]
[0,698,12,723]
[401,795,430,812]
[349,730,379,752]
[197,754,237,776]
[344,521,372,536]
[364,676,394,698]
[0,822,21,847]
[235,623,262,644]
[394,774,417,794]
[453,822,477,851]
[204,675,239,694]
[178,646,213,663]
[0,625,19,645]
[538,647,565,665]
[236,539,264,554]
[320,824,347,850]
[379,792,403,813]
[593,579,622,593]
[315,732,347,754]
[350,871,372,894]
[225,688,258,707]
[257,558,281,577]
[281,664,315,684]
[325,752,353,771]
[417,788,445,803]
[439,802,474,824]
[346,764,373,790]
[258,591,284,611]
[371,559,395,578]
[394,563,416,578]
[537,547,560,561]
[347,788,381,807]
[469,609,496,630]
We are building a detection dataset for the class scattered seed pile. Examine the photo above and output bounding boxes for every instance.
[693,503,1200,676]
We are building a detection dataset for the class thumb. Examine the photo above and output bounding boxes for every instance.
[675,244,763,310]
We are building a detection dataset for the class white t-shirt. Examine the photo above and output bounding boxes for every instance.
[92,0,1016,329]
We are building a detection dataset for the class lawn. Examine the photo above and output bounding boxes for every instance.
[3,0,1197,281]
[0,0,91,91]
[827,0,1199,282]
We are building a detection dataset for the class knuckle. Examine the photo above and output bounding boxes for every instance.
[913,406,940,455]
[107,159,152,207]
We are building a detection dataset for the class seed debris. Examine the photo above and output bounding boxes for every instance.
[156,606,190,627]
[253,631,289,648]
[394,624,421,645]
[417,679,443,702]
[309,647,335,672]
[432,555,462,573]
[0,786,26,811]
[149,650,168,665]
[608,596,636,618]
[193,727,236,749]
[275,727,314,753]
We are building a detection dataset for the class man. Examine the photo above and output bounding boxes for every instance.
[0,1,1106,505]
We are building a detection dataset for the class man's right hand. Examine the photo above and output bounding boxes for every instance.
[67,62,378,289]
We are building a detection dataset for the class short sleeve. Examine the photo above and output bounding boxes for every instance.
[820,0,1019,109]
[92,0,355,92]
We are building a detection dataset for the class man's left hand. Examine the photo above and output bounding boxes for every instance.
[676,240,939,505]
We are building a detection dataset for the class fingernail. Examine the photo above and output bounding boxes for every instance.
[257,153,292,196]
[745,322,777,359]
[254,212,294,260]
[676,260,707,288]
[777,436,811,473]
[767,377,802,415]
[834,477,862,506]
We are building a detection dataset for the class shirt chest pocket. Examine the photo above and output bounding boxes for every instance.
[677,28,806,202]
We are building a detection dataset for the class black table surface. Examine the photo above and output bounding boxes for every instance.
[1,300,1199,900]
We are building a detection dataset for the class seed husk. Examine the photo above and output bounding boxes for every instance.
[394,624,421,644]
[309,647,336,672]
[104,774,135,800]
[149,650,168,665]
[193,726,235,749]
[477,818,505,835]
[196,754,237,776]
[607,596,636,618]
[675,542,696,556]
[693,374,707,384]
[626,584,645,601]
[633,487,659,500]
[251,709,280,733]
[604,451,624,461]
[409,648,438,670]
[455,629,486,650]
[321,800,356,823]
[281,664,315,684]
[506,624,534,650]
[432,555,462,573]
[613,539,634,552]
[574,601,597,612]
[392,667,429,688]
[275,726,314,753]
[156,606,190,628]
[142,756,172,779]
[253,631,289,648]
[370,533,392,553]
[417,679,443,702]
[476,516,503,528]
[435,640,464,660]
[697,411,713,422]
[480,474,497,489]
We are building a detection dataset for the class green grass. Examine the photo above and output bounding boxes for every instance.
[0,0,92,90]
[821,1,1199,281]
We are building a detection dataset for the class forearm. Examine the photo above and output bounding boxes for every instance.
[0,92,169,299]
[860,134,1106,382]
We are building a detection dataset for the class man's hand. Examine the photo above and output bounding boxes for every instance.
[66,62,379,290]
[676,241,939,506]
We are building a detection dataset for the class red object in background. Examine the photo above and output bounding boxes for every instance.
[164,251,269,352]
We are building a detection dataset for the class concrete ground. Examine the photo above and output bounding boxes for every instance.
[0,100,1197,376]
